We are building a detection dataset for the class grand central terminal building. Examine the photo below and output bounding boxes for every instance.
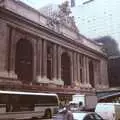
[0,0,109,102]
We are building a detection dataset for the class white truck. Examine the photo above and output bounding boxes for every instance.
[69,94,98,111]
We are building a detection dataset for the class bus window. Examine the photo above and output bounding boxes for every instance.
[36,95,59,105]
[0,94,9,104]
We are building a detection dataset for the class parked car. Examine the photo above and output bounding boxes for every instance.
[53,111,104,120]
[95,103,120,120]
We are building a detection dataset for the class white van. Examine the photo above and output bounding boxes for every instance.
[95,103,120,120]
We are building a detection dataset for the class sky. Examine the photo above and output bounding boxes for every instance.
[21,0,120,48]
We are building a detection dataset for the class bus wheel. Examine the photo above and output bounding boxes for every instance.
[45,109,51,119]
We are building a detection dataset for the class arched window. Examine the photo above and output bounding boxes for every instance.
[61,52,71,86]
[15,39,33,84]
[89,60,94,87]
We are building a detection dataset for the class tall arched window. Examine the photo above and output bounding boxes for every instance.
[15,39,33,84]
[61,52,71,86]
[89,60,94,87]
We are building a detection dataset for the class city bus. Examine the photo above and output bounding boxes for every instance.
[0,90,60,119]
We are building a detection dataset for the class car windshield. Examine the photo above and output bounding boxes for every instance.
[73,112,87,120]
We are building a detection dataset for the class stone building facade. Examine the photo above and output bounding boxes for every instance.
[0,0,109,101]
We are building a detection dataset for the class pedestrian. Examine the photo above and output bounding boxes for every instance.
[56,105,73,120]
[64,107,73,120]
[78,101,84,111]
[59,102,64,109]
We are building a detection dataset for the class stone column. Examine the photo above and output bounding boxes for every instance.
[73,52,77,86]
[94,61,101,89]
[98,62,101,85]
[36,39,42,82]
[53,44,57,80]
[70,52,74,86]
[39,40,42,78]
[58,46,61,80]
[57,46,64,85]
[77,54,80,84]
[100,60,109,88]
[97,62,101,87]
[83,56,87,85]
[42,40,47,81]
[8,28,17,79]
[93,61,96,88]
[86,57,91,88]
[104,61,109,86]
[32,39,37,83]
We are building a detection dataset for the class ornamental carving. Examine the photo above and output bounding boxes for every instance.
[58,1,71,21]
[46,1,79,33]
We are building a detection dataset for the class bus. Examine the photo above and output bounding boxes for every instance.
[0,90,60,119]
